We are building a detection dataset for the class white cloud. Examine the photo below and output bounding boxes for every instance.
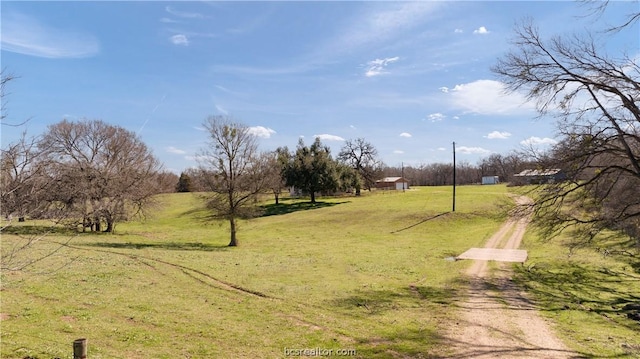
[394,150,405,154]
[449,79,534,115]
[439,87,449,93]
[167,146,187,155]
[1,12,99,58]
[350,125,357,129]
[486,131,512,139]
[454,28,464,33]
[314,134,345,142]
[437,147,446,151]
[399,132,412,138]
[473,26,489,34]
[428,113,446,122]
[457,146,491,155]
[170,34,189,46]
[365,56,400,77]
[248,126,276,139]
[520,136,558,146]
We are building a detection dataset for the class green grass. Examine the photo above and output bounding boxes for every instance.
[1,185,638,358]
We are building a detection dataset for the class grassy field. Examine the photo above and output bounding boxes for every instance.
[1,185,638,358]
[513,228,640,357]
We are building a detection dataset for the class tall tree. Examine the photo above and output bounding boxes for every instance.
[338,138,383,196]
[176,172,193,192]
[492,9,640,245]
[39,119,162,232]
[198,116,267,246]
[286,138,339,203]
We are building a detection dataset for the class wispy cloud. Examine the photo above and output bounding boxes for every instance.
[165,6,205,19]
[457,146,491,155]
[314,134,345,142]
[210,63,317,77]
[215,104,228,115]
[312,1,441,58]
[473,26,489,35]
[1,12,99,58]
[170,34,189,46]
[399,132,412,138]
[167,146,187,155]
[215,85,244,96]
[160,17,179,24]
[448,79,534,115]
[364,56,400,77]
[394,150,405,154]
[520,136,557,146]
[486,131,512,139]
[248,126,276,139]
[185,154,212,162]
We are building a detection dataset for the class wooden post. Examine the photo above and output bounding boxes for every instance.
[73,338,87,359]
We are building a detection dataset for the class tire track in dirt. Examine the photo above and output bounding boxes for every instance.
[442,196,581,358]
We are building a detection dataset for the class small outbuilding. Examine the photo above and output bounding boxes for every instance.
[481,176,500,185]
[512,169,566,185]
[375,177,410,191]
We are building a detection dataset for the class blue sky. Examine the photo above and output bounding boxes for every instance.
[2,1,638,173]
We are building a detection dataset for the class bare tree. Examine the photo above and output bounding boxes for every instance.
[0,71,73,271]
[264,148,289,204]
[338,138,383,195]
[1,132,48,221]
[154,171,180,194]
[478,153,529,184]
[492,12,640,246]
[39,119,162,232]
[198,115,268,246]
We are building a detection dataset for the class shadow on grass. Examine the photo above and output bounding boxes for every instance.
[80,241,229,252]
[0,224,78,236]
[260,200,348,217]
[513,261,640,331]
[391,212,451,234]
[329,285,460,316]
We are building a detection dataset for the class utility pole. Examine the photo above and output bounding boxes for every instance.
[452,141,456,212]
[401,161,405,192]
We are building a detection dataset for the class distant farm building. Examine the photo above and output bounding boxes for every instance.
[512,169,566,185]
[481,176,500,185]
[375,177,410,191]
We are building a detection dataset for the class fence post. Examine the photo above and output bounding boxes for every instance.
[73,338,87,359]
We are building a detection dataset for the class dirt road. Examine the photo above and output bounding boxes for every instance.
[442,196,580,358]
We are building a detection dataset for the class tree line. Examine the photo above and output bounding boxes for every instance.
[1,119,176,233]
[381,153,534,187]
